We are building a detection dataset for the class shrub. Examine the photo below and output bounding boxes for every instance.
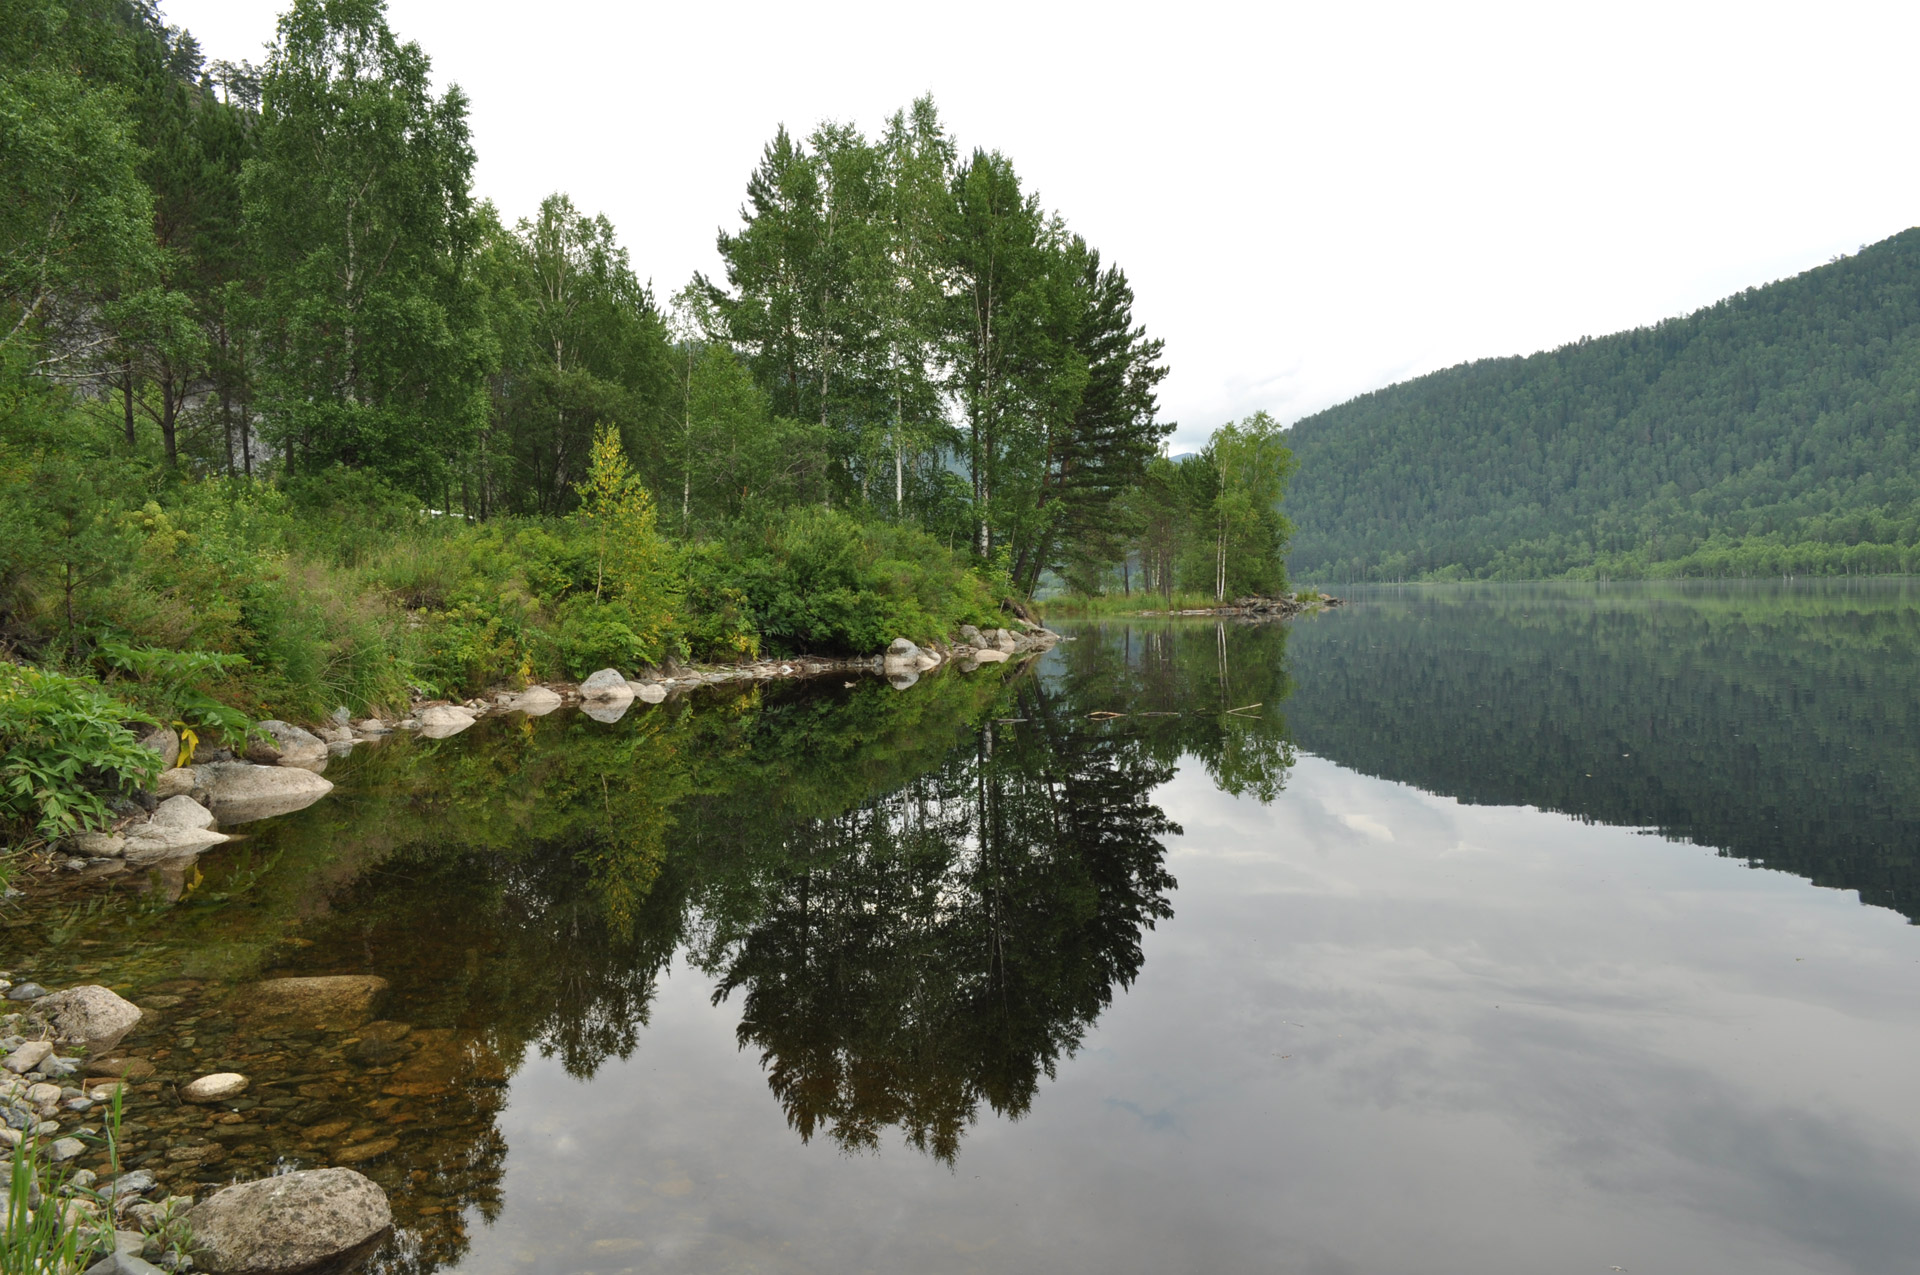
[0,663,157,841]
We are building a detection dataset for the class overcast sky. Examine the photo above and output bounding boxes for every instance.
[165,0,1920,452]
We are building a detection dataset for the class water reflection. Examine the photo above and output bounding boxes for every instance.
[7,622,1297,1271]
[1279,580,1920,920]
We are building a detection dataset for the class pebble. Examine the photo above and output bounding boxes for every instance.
[3,1041,51,1074]
[180,1073,248,1104]
[6,983,48,1001]
[48,1136,85,1162]
[107,1169,158,1199]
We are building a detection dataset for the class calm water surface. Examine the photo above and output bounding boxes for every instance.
[10,582,1920,1274]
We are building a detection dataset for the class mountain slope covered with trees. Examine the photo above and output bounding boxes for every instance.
[1284,230,1920,580]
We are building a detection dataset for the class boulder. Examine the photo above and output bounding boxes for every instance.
[3,1041,51,1074]
[149,796,215,831]
[151,769,196,800]
[68,831,126,859]
[958,624,984,646]
[913,651,941,671]
[36,985,143,1055]
[180,1073,249,1103]
[122,823,229,865]
[84,1248,169,1275]
[632,682,666,704]
[578,668,634,701]
[196,763,333,824]
[318,726,355,745]
[415,705,476,740]
[236,976,388,1030]
[992,628,1017,652]
[352,719,391,736]
[970,648,1010,665]
[886,637,921,658]
[887,669,920,691]
[328,706,351,727]
[882,637,923,674]
[137,728,180,772]
[506,686,562,716]
[188,1168,392,1275]
[248,721,328,770]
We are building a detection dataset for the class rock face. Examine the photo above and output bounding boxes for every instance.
[507,686,562,716]
[138,727,180,771]
[196,763,333,824]
[249,721,329,770]
[180,1072,249,1103]
[188,1168,393,1275]
[149,796,215,830]
[415,705,476,740]
[122,823,230,865]
[36,985,143,1055]
[578,668,634,701]
[236,976,388,1030]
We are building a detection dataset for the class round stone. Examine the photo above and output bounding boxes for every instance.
[180,1073,249,1104]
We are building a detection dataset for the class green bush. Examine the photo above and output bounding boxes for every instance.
[0,663,157,841]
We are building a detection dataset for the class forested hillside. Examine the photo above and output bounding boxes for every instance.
[1284,231,1920,580]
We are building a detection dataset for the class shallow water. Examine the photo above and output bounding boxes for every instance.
[9,580,1920,1274]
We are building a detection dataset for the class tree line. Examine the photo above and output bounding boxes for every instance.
[3,0,1296,606]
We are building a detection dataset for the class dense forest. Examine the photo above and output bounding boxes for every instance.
[1284,231,1920,581]
[0,0,1300,841]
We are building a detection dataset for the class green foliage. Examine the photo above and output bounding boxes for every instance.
[95,639,250,743]
[1287,230,1920,581]
[0,663,156,840]
[724,508,1000,654]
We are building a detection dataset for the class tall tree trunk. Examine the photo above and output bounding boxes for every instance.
[122,361,136,452]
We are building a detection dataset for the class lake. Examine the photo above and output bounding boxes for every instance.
[9,580,1920,1274]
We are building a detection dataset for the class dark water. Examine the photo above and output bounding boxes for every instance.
[8,581,1920,1274]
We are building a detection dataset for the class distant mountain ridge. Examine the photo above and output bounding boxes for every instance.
[1283,229,1920,580]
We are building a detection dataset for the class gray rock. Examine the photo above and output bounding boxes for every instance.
[68,830,126,859]
[247,720,329,770]
[150,770,195,800]
[415,705,476,739]
[194,763,333,825]
[913,651,941,671]
[122,823,229,865]
[887,637,920,658]
[328,706,351,727]
[6,984,48,1001]
[887,669,920,691]
[148,796,215,831]
[506,687,562,716]
[180,1073,248,1103]
[137,728,180,772]
[48,1136,84,1162]
[352,719,391,735]
[958,624,984,645]
[188,1167,392,1275]
[578,668,634,701]
[106,1170,158,1199]
[3,1041,51,1074]
[318,726,355,745]
[970,648,1010,664]
[37,986,143,1056]
[84,1250,169,1275]
[632,682,666,705]
[992,628,1017,652]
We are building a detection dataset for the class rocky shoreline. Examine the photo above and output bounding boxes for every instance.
[1124,592,1344,620]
